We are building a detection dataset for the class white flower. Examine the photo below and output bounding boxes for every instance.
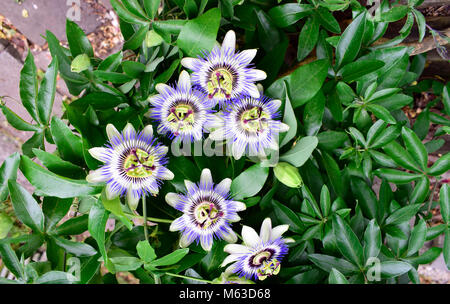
[221,218,294,281]
[181,30,267,107]
[86,123,174,210]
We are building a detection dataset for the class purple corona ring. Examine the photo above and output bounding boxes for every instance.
[148,71,216,142]
[208,96,289,160]
[221,218,293,281]
[86,123,174,210]
[165,168,246,251]
[181,30,267,107]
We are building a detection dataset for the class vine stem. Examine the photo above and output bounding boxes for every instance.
[165,272,214,284]
[142,195,149,243]
[427,178,440,215]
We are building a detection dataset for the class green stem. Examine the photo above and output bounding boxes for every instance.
[143,195,149,243]
[165,272,214,284]
[427,178,440,215]
[124,212,173,224]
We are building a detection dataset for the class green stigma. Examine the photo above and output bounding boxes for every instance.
[194,202,223,229]
[167,104,195,136]
[240,106,270,133]
[257,259,280,281]
[207,68,234,99]
[123,148,155,178]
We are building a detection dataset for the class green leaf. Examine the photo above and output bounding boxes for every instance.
[230,163,269,200]
[149,248,189,267]
[385,204,421,226]
[297,17,320,61]
[123,25,149,50]
[32,149,84,179]
[19,51,39,121]
[177,8,221,57]
[335,12,366,69]
[382,141,421,172]
[98,51,123,72]
[273,201,304,234]
[110,0,149,25]
[50,117,84,164]
[0,105,41,132]
[320,185,331,217]
[66,19,94,57]
[35,271,78,284]
[321,152,344,197]
[0,213,13,239]
[136,240,156,263]
[366,104,396,124]
[304,91,325,136]
[308,254,358,275]
[369,125,401,149]
[122,0,149,19]
[36,57,58,125]
[332,214,364,268]
[268,4,313,28]
[42,197,73,232]
[71,54,91,73]
[315,6,341,33]
[8,180,44,232]
[363,219,381,261]
[440,184,449,223]
[88,198,113,272]
[409,175,429,205]
[52,236,97,257]
[19,155,102,198]
[412,9,426,43]
[328,268,349,284]
[0,152,20,202]
[143,0,160,19]
[255,9,281,53]
[280,136,318,167]
[145,30,163,48]
[289,59,329,108]
[317,131,348,150]
[339,60,385,82]
[280,83,297,147]
[0,243,23,279]
[401,127,427,171]
[101,190,133,230]
[110,256,143,272]
[54,214,89,236]
[374,169,422,184]
[406,247,442,265]
[427,153,450,176]
[445,229,450,269]
[380,261,411,278]
[379,5,409,22]
[406,219,426,256]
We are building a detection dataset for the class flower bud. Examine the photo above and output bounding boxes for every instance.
[273,162,303,188]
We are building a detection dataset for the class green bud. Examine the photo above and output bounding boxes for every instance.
[71,54,91,73]
[145,30,164,48]
[273,162,303,188]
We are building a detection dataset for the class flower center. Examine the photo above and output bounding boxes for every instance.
[207,68,234,99]
[256,259,281,281]
[194,202,224,229]
[166,103,195,136]
[240,106,270,133]
[123,148,155,178]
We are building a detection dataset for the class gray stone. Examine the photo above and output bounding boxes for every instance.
[2,0,105,46]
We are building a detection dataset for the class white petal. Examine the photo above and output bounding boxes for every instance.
[267,139,279,151]
[271,99,282,111]
[260,218,272,243]
[184,180,197,193]
[161,168,174,180]
[86,169,107,183]
[221,30,236,53]
[232,201,246,212]
[201,239,213,251]
[178,70,191,89]
[271,224,289,240]
[123,123,136,138]
[220,254,239,267]
[231,143,245,160]
[241,225,261,248]
[224,244,249,254]
[142,125,153,137]
[222,230,238,243]
[200,168,213,187]
[126,189,139,210]
[224,264,236,274]
[209,129,225,141]
[155,83,172,94]
[252,69,267,81]
[106,124,121,142]
[246,84,260,99]
[179,233,193,248]
[284,237,295,243]
[159,145,169,155]
[165,192,179,208]
[238,49,257,65]
[180,57,199,70]
[105,183,120,200]
[88,147,108,162]
[215,178,231,194]
[279,123,290,133]
[169,217,185,232]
